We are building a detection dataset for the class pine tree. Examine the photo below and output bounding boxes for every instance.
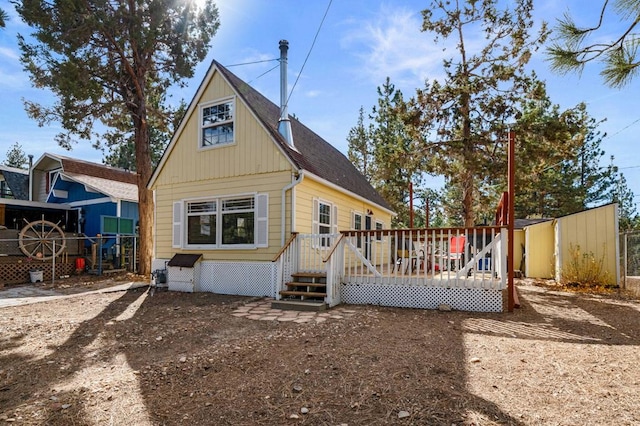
[0,8,8,28]
[15,0,220,275]
[370,78,422,228]
[347,106,374,182]
[548,1,640,88]
[405,0,548,227]
[4,142,28,169]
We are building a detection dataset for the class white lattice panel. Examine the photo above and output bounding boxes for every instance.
[341,283,503,312]
[197,261,276,297]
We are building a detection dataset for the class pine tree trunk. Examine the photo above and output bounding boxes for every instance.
[134,113,153,276]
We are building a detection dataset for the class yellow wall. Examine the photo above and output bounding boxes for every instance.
[514,229,525,273]
[294,176,392,233]
[152,69,292,188]
[151,67,393,262]
[525,221,555,279]
[151,67,297,261]
[154,171,293,261]
[556,204,619,285]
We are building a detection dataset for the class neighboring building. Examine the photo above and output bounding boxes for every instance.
[148,41,393,296]
[30,153,139,247]
[523,204,619,285]
[0,165,29,200]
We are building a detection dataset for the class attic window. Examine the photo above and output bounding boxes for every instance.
[200,98,234,148]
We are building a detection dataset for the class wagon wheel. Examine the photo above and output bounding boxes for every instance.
[19,219,67,260]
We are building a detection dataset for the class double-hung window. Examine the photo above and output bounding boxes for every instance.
[313,199,337,248]
[200,98,234,148]
[176,194,268,249]
[375,220,384,241]
[221,198,255,245]
[353,212,363,248]
[187,200,217,245]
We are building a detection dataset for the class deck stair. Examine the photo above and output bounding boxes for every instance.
[273,272,327,311]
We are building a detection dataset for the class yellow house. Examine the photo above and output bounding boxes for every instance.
[148,42,393,296]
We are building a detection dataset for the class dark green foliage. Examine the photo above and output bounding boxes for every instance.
[0,7,8,27]
[548,0,640,88]
[3,142,28,169]
[347,78,423,228]
[405,0,549,226]
[14,0,220,274]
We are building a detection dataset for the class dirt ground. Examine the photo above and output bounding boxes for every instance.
[1,275,639,425]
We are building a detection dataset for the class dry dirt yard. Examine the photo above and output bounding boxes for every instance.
[1,275,639,425]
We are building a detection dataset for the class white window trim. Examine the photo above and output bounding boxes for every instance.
[173,192,268,250]
[375,220,384,242]
[352,211,363,230]
[47,168,61,193]
[198,96,236,150]
[312,198,337,248]
[352,211,363,249]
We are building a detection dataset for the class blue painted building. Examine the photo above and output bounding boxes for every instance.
[30,153,139,254]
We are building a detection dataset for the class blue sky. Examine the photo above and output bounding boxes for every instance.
[0,0,638,208]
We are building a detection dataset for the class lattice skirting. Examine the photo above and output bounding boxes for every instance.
[341,282,504,312]
[151,259,276,298]
[0,262,75,285]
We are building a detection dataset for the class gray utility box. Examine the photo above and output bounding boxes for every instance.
[167,253,203,293]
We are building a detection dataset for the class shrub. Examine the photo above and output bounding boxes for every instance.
[560,244,612,289]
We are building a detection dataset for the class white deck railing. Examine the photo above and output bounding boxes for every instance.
[273,227,508,306]
[337,227,507,290]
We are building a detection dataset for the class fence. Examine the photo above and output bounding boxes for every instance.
[621,230,640,297]
[0,228,138,285]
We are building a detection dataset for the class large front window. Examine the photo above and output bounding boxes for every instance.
[221,198,254,245]
[187,201,217,245]
[185,197,255,247]
[201,98,234,147]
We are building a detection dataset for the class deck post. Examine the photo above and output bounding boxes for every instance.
[507,131,515,312]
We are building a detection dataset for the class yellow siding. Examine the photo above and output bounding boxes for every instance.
[154,171,294,261]
[153,69,292,188]
[525,221,555,279]
[292,177,392,269]
[557,204,618,285]
[514,229,525,272]
[294,177,393,233]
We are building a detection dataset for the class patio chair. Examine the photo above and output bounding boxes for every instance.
[445,235,466,271]
[392,239,418,273]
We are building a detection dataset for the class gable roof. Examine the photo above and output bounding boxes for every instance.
[0,165,29,200]
[36,153,138,202]
[54,154,138,185]
[150,60,392,212]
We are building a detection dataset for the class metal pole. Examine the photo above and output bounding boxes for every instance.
[507,131,516,312]
[425,196,429,229]
[409,182,414,228]
[623,232,628,290]
[52,240,56,286]
[98,234,103,276]
[134,235,137,273]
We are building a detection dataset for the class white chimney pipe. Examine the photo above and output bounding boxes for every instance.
[278,40,294,147]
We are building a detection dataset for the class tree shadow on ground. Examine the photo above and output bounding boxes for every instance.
[11,281,638,425]
[2,287,529,425]
[467,285,640,346]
